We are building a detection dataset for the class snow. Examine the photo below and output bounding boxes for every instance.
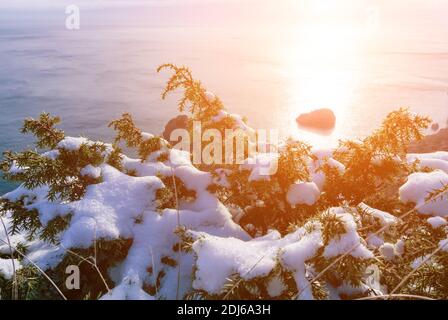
[407,152,448,162]
[80,165,102,179]
[211,110,255,134]
[141,132,154,140]
[3,130,427,299]
[63,165,164,248]
[213,168,232,188]
[8,161,27,174]
[241,153,279,181]
[439,239,448,252]
[337,282,372,297]
[122,155,170,177]
[427,216,447,229]
[281,227,323,300]
[101,275,154,300]
[407,152,448,173]
[399,170,448,217]
[358,203,397,227]
[286,182,320,206]
[394,239,405,256]
[323,208,373,259]
[42,150,60,160]
[266,276,286,297]
[191,207,373,298]
[255,200,265,207]
[204,91,216,103]
[168,149,192,167]
[56,137,114,158]
[3,185,71,227]
[0,258,22,280]
[57,136,88,151]
[0,213,66,271]
[366,233,384,249]
[25,243,66,270]
[411,255,432,270]
[192,230,289,294]
[414,159,448,174]
[379,243,395,261]
[309,150,345,190]
[18,136,250,298]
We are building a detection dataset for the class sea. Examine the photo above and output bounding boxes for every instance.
[1,0,448,194]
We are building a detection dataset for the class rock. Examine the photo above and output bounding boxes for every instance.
[431,122,440,131]
[296,108,336,132]
[409,128,448,153]
[162,115,189,144]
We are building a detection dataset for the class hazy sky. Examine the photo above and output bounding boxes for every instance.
[1,0,447,33]
[1,0,443,8]
[0,0,239,8]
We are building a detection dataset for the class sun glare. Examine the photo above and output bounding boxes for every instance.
[280,1,374,146]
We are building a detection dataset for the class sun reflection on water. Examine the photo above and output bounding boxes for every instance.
[278,1,377,148]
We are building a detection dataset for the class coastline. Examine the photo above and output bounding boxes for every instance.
[409,128,448,153]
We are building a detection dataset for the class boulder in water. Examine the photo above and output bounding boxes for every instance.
[431,122,440,131]
[162,115,189,143]
[296,108,336,132]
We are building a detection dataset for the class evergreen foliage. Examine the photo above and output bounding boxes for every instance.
[0,65,447,300]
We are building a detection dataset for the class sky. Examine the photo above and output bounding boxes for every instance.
[0,0,240,8]
[0,0,444,9]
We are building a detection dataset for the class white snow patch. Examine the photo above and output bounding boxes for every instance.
[439,239,448,252]
[241,153,279,181]
[80,165,102,179]
[323,208,373,259]
[141,132,154,140]
[57,137,88,151]
[366,233,384,249]
[399,170,448,217]
[101,275,154,300]
[0,259,22,280]
[212,110,255,134]
[63,165,163,248]
[379,243,395,261]
[286,182,320,206]
[281,228,323,300]
[358,203,397,227]
[427,216,447,229]
[395,239,405,256]
[42,150,60,160]
[411,255,432,270]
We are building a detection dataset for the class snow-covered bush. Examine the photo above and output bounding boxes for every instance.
[1,64,447,300]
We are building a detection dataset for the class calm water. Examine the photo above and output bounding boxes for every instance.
[1,1,448,194]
